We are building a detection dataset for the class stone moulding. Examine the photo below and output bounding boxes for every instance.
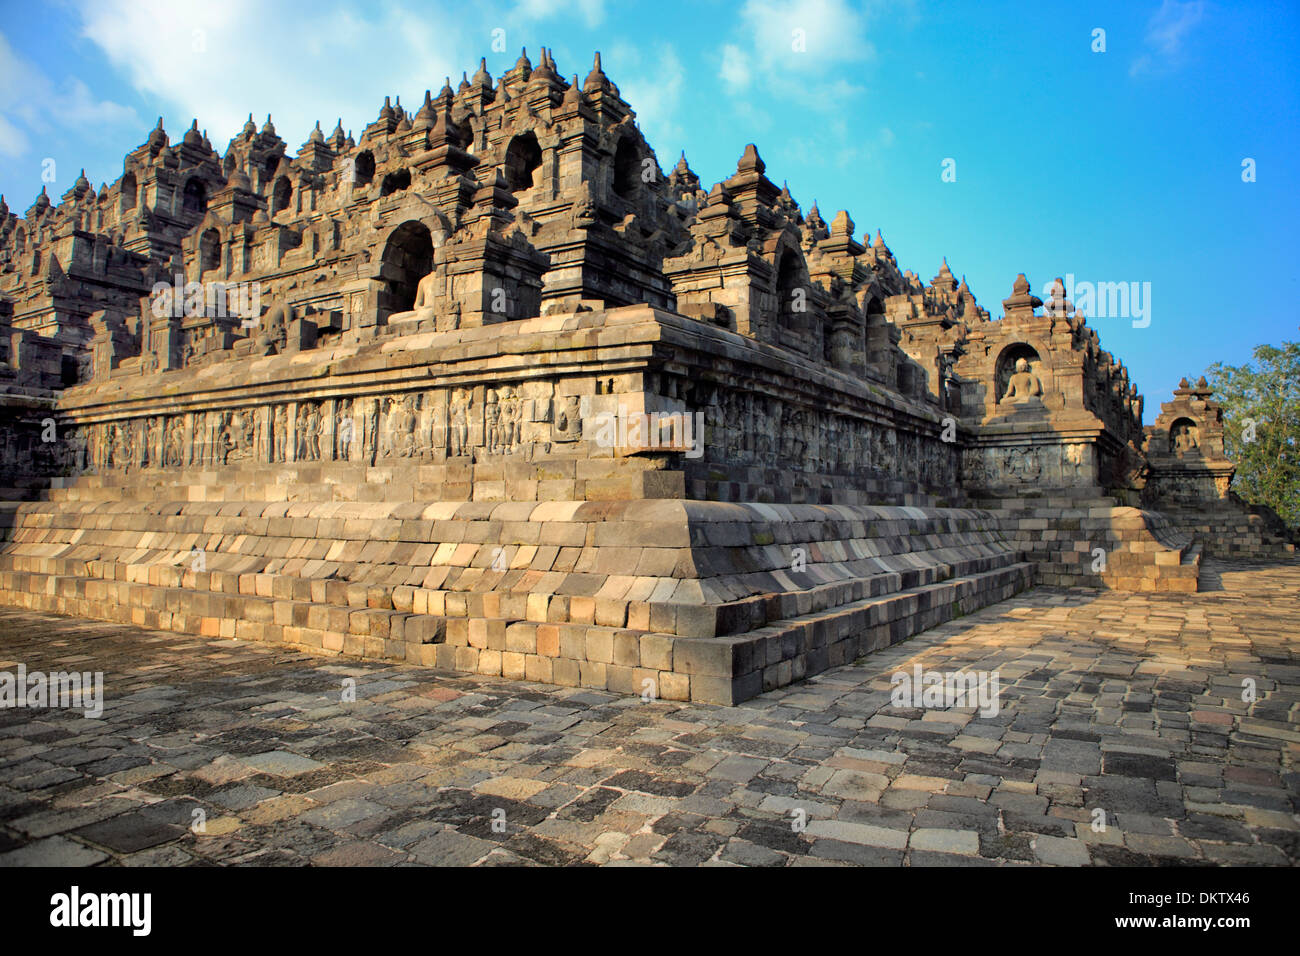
[2,52,1292,704]
[0,487,1032,703]
[47,305,965,506]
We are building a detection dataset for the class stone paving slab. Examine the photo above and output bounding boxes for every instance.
[0,558,1296,866]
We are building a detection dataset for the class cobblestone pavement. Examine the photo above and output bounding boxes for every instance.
[1,558,1296,867]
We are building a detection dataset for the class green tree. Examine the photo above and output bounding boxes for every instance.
[1206,341,1300,529]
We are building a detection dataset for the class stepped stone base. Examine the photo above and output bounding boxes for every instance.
[0,467,1033,704]
[979,493,1202,592]
[1157,503,1296,561]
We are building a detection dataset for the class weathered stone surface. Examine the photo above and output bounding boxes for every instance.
[0,51,1293,710]
[1,556,1296,866]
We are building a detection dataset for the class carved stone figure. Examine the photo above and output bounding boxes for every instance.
[164,417,185,467]
[381,394,417,457]
[553,395,581,442]
[449,389,470,457]
[499,386,520,453]
[225,410,254,462]
[1003,357,1043,403]
[273,405,288,462]
[1172,420,1199,455]
[336,399,354,458]
[484,389,502,454]
[1006,447,1041,482]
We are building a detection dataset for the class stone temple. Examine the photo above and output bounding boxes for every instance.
[0,51,1293,705]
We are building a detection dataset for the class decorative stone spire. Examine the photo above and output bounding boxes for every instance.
[147,116,167,152]
[584,50,610,93]
[243,113,257,137]
[261,114,276,136]
[414,90,435,130]
[309,120,324,144]
[183,119,202,146]
[558,75,587,116]
[737,143,765,175]
[931,257,957,294]
[699,181,735,220]
[227,162,251,192]
[330,118,346,151]
[830,209,854,237]
[429,103,461,148]
[511,47,532,83]
[669,151,699,195]
[1002,273,1043,320]
[533,46,558,83]
[433,77,454,111]
[1044,276,1073,316]
[29,186,50,218]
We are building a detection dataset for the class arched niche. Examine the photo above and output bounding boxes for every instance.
[271,176,292,214]
[994,342,1042,404]
[120,172,137,212]
[353,150,375,187]
[774,244,809,344]
[378,220,434,317]
[613,137,640,199]
[199,228,221,274]
[182,178,207,215]
[380,168,411,197]
[503,132,542,194]
[1170,417,1200,456]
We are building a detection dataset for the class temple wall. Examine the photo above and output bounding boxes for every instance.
[23,305,963,508]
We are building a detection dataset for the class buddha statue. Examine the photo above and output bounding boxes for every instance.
[1003,357,1043,403]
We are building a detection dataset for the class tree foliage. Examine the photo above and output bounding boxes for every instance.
[1206,341,1300,529]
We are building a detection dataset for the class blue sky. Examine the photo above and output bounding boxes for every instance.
[1,0,1296,419]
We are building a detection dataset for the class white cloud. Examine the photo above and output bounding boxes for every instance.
[740,0,877,72]
[1130,0,1207,77]
[0,30,137,160]
[713,0,905,110]
[71,0,468,153]
[0,113,28,158]
[719,44,751,95]
[608,42,687,162]
[513,0,605,28]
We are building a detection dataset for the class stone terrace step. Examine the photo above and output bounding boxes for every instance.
[1,472,1033,704]
[0,552,1034,705]
[0,496,1021,637]
[975,497,1201,591]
